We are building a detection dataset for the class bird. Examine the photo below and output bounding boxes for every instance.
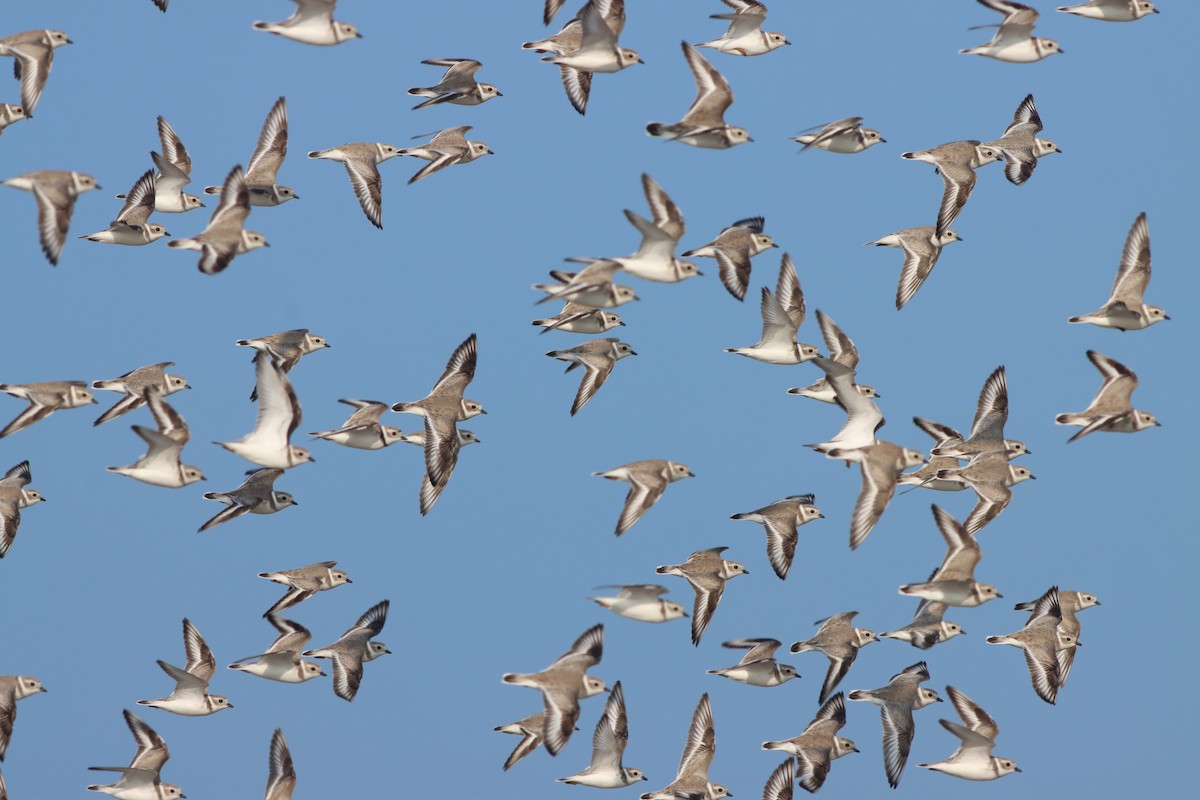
[1069,212,1168,330]
[848,661,943,788]
[0,29,72,114]
[683,216,777,301]
[729,494,823,580]
[199,468,296,532]
[792,117,885,153]
[984,94,1060,185]
[546,338,637,415]
[880,601,966,650]
[533,303,626,335]
[0,103,28,139]
[790,612,878,704]
[136,619,232,716]
[1057,0,1158,21]
[918,685,1020,781]
[557,681,647,787]
[804,356,885,454]
[79,170,169,246]
[0,675,45,760]
[987,587,1076,704]
[167,164,268,274]
[604,173,699,283]
[495,712,558,772]
[898,505,1002,607]
[930,366,1027,460]
[724,253,821,364]
[308,399,404,450]
[696,0,790,57]
[204,96,297,206]
[307,142,401,227]
[831,441,927,550]
[92,362,188,427]
[257,561,352,618]
[647,41,751,149]
[0,169,100,265]
[787,310,879,404]
[592,459,693,535]
[0,461,44,559]
[541,0,641,114]
[408,59,501,110]
[900,140,1000,239]
[127,118,203,214]
[263,729,296,800]
[237,329,330,398]
[214,352,313,470]
[1060,352,1161,443]
[589,584,688,623]
[936,452,1035,534]
[897,418,973,492]
[640,694,730,800]
[106,391,204,488]
[657,547,749,646]
[253,0,362,46]
[502,623,606,757]
[534,259,639,308]
[227,615,325,684]
[0,380,95,438]
[86,709,184,800]
[391,334,485,515]
[303,600,390,701]
[397,126,493,185]
[707,638,799,687]
[525,0,626,55]
[762,693,858,793]
[866,226,964,309]
[960,0,1063,62]
[1015,587,1099,685]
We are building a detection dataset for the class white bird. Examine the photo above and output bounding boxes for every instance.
[960,0,1064,62]
[106,392,204,488]
[136,619,232,716]
[215,353,313,470]
[1068,212,1168,330]
[918,686,1020,781]
[557,681,647,787]
[696,1,790,57]
[253,0,362,46]
[724,253,821,364]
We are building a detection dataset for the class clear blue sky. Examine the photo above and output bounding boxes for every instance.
[0,1,1194,797]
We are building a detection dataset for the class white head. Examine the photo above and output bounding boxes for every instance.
[375,143,402,162]
[334,22,362,43]
[764,32,790,52]
[856,384,881,399]
[937,229,963,246]
[860,128,886,148]
[208,694,232,711]
[183,193,205,210]
[914,687,942,708]
[832,737,859,759]
[612,285,639,305]
[1007,465,1035,485]
[288,445,314,466]
[67,385,96,406]
[992,756,1021,777]
[707,783,731,799]
[179,464,205,486]
[600,311,625,329]
[1004,440,1030,458]
[165,373,190,393]
[478,83,502,100]
[14,676,45,699]
[3,105,26,122]
[751,233,777,254]
[975,146,1002,166]
[380,426,405,445]
[777,664,800,682]
[798,504,823,523]
[364,641,391,661]
[854,628,880,648]
[143,223,170,243]
[68,172,99,194]
[900,448,927,469]
[1069,591,1100,611]
[623,767,648,783]
[302,333,330,352]
[662,601,688,620]
[270,490,297,510]
[938,620,965,641]
[457,429,481,446]
[666,462,695,482]
[1133,1,1158,16]
[1035,139,1061,157]
[724,127,752,146]
[241,230,270,252]
[157,783,185,799]
[1036,38,1063,57]
[720,560,749,580]
[582,676,607,697]
[42,30,72,48]
[1142,305,1169,326]
[974,583,1002,603]
[272,186,299,203]
[299,660,325,680]
[1134,411,1161,430]
[18,488,44,507]
[617,48,643,69]
[468,141,494,160]
[610,341,637,361]
[329,569,351,587]
[461,399,487,419]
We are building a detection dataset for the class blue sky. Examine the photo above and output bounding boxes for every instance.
[0,0,1194,797]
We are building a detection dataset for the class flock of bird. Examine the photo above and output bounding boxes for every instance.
[0,0,1175,798]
